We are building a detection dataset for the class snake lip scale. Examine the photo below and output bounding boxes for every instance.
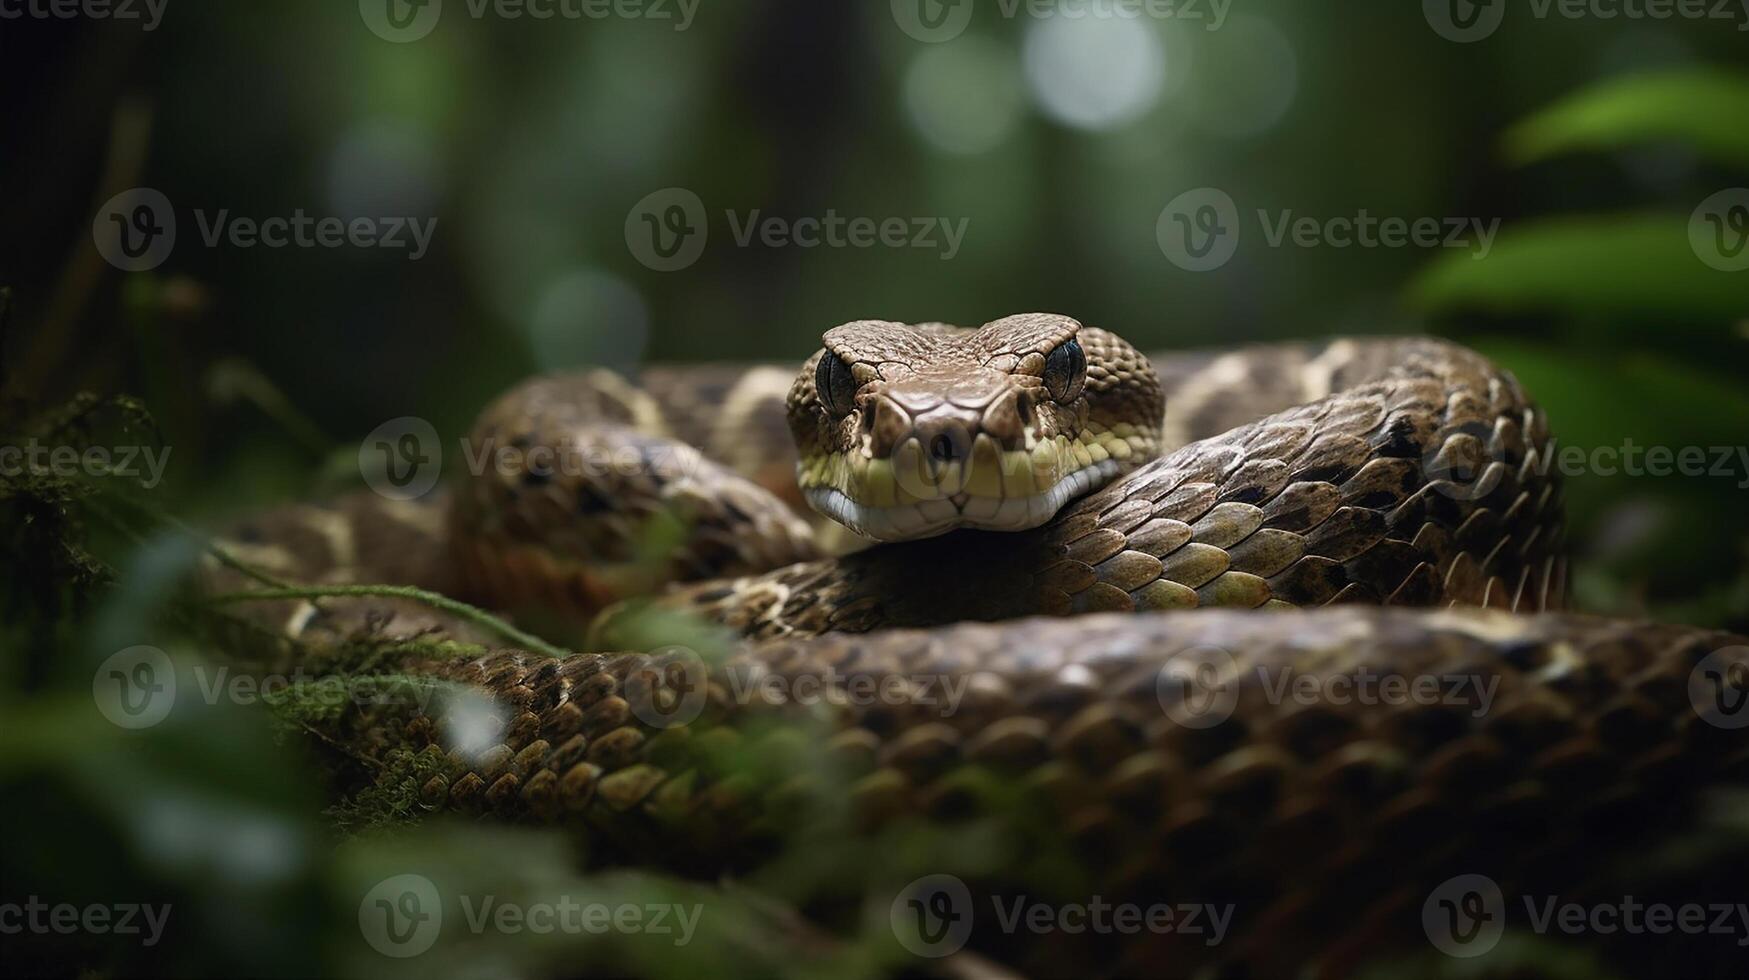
[801,458,1122,541]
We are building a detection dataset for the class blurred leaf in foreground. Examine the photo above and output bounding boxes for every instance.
[1408,214,1749,323]
[1503,70,1749,170]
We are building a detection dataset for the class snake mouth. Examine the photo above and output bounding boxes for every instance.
[799,422,1156,542]
[799,426,1144,541]
[803,459,1121,541]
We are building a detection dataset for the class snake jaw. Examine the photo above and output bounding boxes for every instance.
[789,314,1164,542]
[802,456,1123,540]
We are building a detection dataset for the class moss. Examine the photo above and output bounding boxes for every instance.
[326,744,456,833]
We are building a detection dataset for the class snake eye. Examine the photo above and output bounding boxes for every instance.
[1042,339,1086,403]
[815,352,859,418]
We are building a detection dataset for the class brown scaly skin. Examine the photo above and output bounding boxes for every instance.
[789,314,1164,540]
[347,609,1749,978]
[645,334,1565,640]
[448,369,822,615]
[204,321,1749,978]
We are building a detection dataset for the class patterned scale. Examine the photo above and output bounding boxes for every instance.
[196,329,1749,979]
[654,338,1566,641]
[334,609,1749,978]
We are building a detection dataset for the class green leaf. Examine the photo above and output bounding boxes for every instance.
[1406,213,1749,323]
[1504,70,1749,170]
[1466,339,1749,625]
[1471,340,1749,448]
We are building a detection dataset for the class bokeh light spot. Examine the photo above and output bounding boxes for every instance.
[526,268,649,372]
[327,119,442,222]
[903,38,1025,155]
[1022,15,1166,131]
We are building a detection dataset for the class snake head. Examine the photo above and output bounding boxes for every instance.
[789,313,1164,541]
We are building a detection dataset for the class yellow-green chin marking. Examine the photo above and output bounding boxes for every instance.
[799,426,1154,541]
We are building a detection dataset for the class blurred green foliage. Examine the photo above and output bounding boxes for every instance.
[4,4,1749,978]
[1412,69,1749,626]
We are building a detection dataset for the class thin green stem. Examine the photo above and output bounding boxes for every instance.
[81,469,568,660]
[204,584,569,659]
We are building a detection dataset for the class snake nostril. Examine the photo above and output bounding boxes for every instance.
[1015,390,1035,427]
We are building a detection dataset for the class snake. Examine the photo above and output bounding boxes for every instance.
[209,314,1749,978]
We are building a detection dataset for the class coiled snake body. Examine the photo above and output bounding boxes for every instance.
[213,316,1749,977]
